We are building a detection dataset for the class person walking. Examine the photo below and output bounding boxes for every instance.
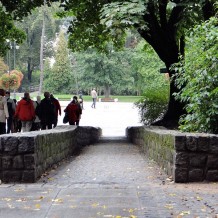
[38,92,56,130]
[78,90,84,109]
[32,96,41,131]
[0,89,9,135]
[50,94,61,128]
[64,99,80,126]
[5,91,16,133]
[14,92,35,132]
[73,96,82,125]
[91,88,97,108]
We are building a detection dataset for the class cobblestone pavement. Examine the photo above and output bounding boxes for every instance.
[1,138,218,218]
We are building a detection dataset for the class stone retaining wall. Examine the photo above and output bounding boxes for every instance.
[126,126,218,183]
[0,126,101,183]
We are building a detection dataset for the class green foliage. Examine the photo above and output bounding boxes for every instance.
[174,16,218,133]
[15,3,60,84]
[72,47,135,95]
[135,83,169,125]
[0,7,26,56]
[44,30,71,93]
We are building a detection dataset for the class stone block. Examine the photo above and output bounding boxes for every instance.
[173,166,188,183]
[18,136,35,154]
[174,152,189,167]
[207,155,218,168]
[0,138,2,152]
[22,170,36,182]
[174,135,186,151]
[189,154,207,167]
[2,171,22,182]
[186,136,197,151]
[2,156,13,169]
[197,136,209,151]
[189,168,204,182]
[24,154,36,169]
[206,170,218,181]
[3,137,18,155]
[13,155,24,169]
[209,136,218,154]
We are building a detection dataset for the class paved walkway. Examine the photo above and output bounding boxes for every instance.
[1,138,218,218]
[59,101,142,136]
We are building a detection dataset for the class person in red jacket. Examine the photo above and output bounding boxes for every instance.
[14,92,35,132]
[64,99,80,126]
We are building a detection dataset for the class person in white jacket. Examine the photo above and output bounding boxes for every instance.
[91,88,98,109]
[0,89,9,135]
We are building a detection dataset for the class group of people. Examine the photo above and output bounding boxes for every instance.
[0,89,83,135]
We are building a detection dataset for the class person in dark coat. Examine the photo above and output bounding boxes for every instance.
[64,99,80,126]
[38,92,56,130]
[73,96,82,126]
[50,94,61,128]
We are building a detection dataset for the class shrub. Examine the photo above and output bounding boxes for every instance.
[135,83,169,125]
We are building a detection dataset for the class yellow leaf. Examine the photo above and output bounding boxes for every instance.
[35,204,41,209]
[102,205,107,209]
[165,204,174,209]
[196,196,203,201]
[91,202,99,207]
[179,211,190,215]
[70,205,77,209]
[2,198,11,202]
[14,188,25,192]
[169,193,176,197]
[129,208,134,213]
[115,216,122,218]
[52,198,63,203]
[130,216,137,218]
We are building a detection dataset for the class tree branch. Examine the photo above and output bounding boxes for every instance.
[158,0,168,28]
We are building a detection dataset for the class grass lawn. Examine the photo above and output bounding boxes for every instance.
[50,95,142,103]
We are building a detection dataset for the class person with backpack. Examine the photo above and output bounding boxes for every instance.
[64,98,80,126]
[73,96,82,125]
[37,92,56,130]
[32,96,41,131]
[5,91,16,133]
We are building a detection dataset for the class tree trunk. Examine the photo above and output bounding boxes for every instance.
[39,0,46,96]
[104,85,110,98]
[27,57,32,82]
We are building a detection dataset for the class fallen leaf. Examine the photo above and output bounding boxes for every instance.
[179,211,190,215]
[70,205,77,209]
[196,196,203,201]
[2,198,12,202]
[91,202,99,207]
[169,193,177,197]
[129,208,134,213]
[52,198,63,203]
[165,204,174,209]
[35,204,41,209]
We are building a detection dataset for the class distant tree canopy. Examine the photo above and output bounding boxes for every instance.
[59,0,216,127]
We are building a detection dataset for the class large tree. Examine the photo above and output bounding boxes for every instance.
[0,0,59,56]
[59,0,216,127]
[44,30,71,93]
